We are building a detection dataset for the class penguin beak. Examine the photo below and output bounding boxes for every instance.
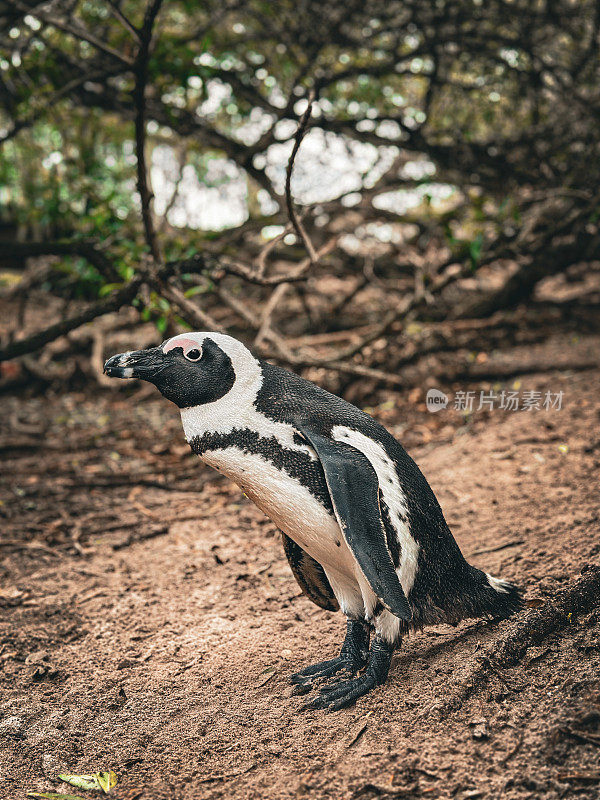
[103,346,166,381]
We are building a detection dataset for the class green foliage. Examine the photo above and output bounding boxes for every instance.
[0,0,598,311]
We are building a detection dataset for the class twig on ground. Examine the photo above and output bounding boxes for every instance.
[560,727,600,749]
[197,763,257,784]
[468,540,525,558]
[111,524,170,549]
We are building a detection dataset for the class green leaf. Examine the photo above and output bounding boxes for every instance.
[468,232,484,269]
[27,793,87,800]
[58,774,99,791]
[98,283,122,297]
[183,284,210,298]
[57,769,118,794]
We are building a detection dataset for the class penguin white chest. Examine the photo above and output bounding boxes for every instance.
[200,446,354,573]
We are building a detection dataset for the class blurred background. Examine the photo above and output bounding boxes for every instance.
[1,0,599,401]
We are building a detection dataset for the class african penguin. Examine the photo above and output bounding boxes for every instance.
[104,332,523,710]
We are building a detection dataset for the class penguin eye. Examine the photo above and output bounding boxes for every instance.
[184,348,202,362]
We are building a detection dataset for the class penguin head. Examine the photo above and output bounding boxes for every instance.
[104,332,259,409]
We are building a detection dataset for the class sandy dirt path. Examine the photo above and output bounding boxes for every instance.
[1,336,599,800]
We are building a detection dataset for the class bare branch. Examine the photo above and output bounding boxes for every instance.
[133,0,164,263]
[254,283,289,348]
[158,283,222,332]
[0,240,120,282]
[285,90,318,267]
[13,1,133,66]
[254,224,292,278]
[105,0,141,43]
[169,254,309,287]
[216,286,261,328]
[294,262,469,367]
[438,565,600,717]
[0,280,142,362]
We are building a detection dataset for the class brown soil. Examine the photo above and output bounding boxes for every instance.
[1,332,599,800]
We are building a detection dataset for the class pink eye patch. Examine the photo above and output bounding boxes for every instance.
[163,336,202,356]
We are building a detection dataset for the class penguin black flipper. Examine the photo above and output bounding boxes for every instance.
[298,426,412,622]
[282,534,339,612]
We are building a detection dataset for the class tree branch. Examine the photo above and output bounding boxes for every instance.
[133,0,163,263]
[105,0,141,43]
[0,240,120,282]
[285,91,317,267]
[12,0,133,66]
[0,280,142,362]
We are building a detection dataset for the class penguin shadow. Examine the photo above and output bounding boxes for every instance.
[391,618,497,672]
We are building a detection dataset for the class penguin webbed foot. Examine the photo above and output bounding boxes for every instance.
[290,619,370,694]
[290,655,360,695]
[299,635,395,712]
[302,673,378,711]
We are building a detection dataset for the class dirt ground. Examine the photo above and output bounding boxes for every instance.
[1,331,599,800]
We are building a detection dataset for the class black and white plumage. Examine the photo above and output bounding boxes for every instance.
[104,332,523,710]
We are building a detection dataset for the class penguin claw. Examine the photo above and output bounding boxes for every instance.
[290,681,312,696]
[290,656,358,685]
[299,696,329,712]
[318,678,355,697]
[304,674,378,711]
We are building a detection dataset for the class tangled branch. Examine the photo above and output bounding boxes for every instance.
[1,0,598,390]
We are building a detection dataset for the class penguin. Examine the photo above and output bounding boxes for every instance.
[104,332,523,710]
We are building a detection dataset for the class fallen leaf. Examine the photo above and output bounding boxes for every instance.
[58,774,99,791]
[58,769,118,794]
[95,770,118,793]
[27,793,87,800]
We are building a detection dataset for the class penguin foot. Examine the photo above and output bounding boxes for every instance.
[290,656,357,695]
[300,635,394,711]
[290,619,370,692]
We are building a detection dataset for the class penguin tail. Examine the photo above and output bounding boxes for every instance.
[469,566,524,621]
